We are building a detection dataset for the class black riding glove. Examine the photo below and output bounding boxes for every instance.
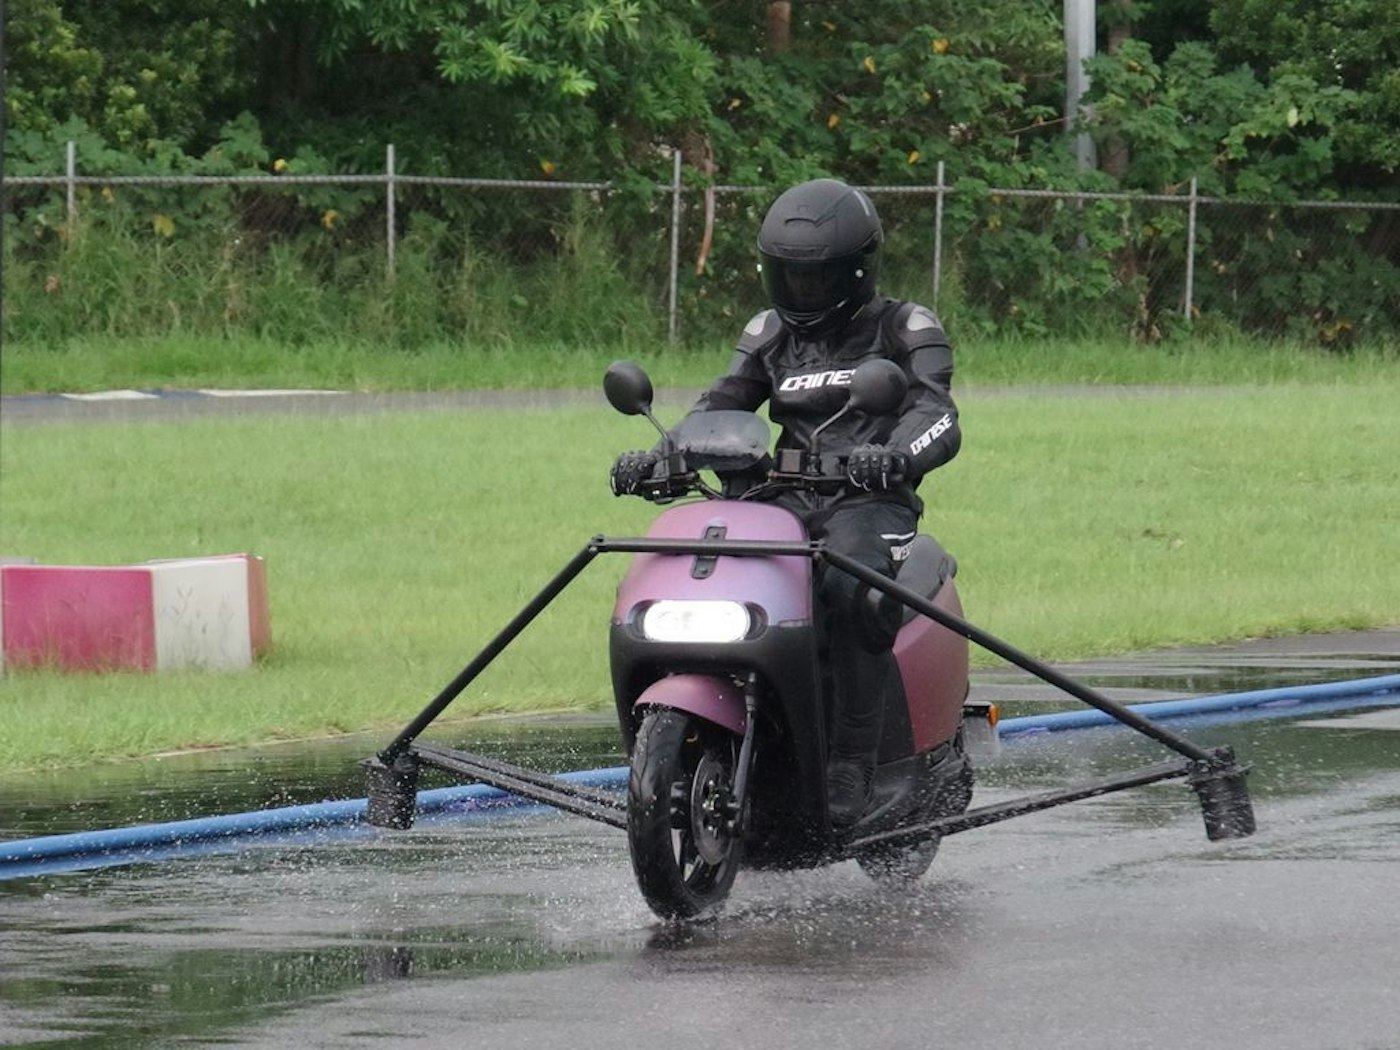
[846,444,909,492]
[610,450,661,496]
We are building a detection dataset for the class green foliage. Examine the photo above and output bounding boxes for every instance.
[2,119,670,350]
[1082,34,1400,341]
[4,0,1398,346]
[239,0,714,180]
[4,0,255,151]
[707,3,1066,186]
[1211,0,1400,176]
[1086,39,1354,196]
[2,0,105,137]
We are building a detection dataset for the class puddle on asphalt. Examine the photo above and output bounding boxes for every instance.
[0,716,626,840]
[4,654,1396,838]
[973,651,1400,708]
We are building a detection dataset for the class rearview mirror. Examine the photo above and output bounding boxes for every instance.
[603,360,655,416]
[847,359,908,416]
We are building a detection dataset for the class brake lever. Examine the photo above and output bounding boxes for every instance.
[640,470,701,504]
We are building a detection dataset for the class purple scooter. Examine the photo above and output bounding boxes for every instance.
[604,359,976,917]
[363,361,1255,922]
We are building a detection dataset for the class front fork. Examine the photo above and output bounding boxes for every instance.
[723,673,762,836]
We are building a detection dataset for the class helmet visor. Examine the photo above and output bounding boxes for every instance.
[760,255,862,315]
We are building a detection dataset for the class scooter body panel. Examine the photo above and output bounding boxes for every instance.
[611,500,828,832]
[613,501,812,624]
[893,578,970,752]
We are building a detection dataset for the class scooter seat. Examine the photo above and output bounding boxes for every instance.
[891,534,957,625]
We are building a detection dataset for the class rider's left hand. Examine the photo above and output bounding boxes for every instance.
[846,444,908,492]
[610,449,661,496]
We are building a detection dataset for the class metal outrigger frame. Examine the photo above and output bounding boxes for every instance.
[363,535,1256,847]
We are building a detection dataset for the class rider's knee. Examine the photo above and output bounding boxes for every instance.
[821,570,900,653]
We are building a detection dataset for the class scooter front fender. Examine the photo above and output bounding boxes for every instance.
[633,674,746,736]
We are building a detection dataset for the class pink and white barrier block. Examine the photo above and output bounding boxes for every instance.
[0,554,271,672]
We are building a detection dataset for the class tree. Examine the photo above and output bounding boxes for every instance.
[1211,0,1400,181]
[242,0,717,179]
[705,0,1067,187]
[4,0,254,151]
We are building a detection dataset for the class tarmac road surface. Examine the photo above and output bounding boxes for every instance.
[2,630,1398,1049]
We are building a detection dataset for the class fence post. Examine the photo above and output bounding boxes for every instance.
[66,140,77,231]
[1183,176,1198,322]
[933,160,946,310]
[667,148,683,345]
[386,144,397,280]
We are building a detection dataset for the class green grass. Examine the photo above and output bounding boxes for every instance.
[2,380,1397,772]
[2,331,1396,395]
[0,336,720,394]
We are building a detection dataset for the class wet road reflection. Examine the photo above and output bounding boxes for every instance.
[2,645,1398,1048]
[0,716,624,841]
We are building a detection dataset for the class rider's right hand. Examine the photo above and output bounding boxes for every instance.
[610,450,661,496]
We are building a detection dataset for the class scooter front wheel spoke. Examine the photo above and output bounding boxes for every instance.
[667,780,691,829]
[676,829,705,880]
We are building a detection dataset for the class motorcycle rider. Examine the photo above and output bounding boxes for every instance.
[611,178,961,828]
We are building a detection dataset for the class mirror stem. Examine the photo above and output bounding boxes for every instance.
[641,407,675,457]
[807,404,850,469]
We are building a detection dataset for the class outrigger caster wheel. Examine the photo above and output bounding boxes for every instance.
[363,752,421,830]
[1189,747,1256,841]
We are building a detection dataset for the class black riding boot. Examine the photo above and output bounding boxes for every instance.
[826,640,894,828]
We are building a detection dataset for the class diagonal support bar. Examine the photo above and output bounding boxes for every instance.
[821,549,1218,764]
[376,536,820,766]
[845,759,1194,853]
[378,542,601,764]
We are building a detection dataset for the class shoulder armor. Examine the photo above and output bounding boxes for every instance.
[883,301,946,352]
[737,309,784,354]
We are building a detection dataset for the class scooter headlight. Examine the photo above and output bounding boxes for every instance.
[639,600,754,644]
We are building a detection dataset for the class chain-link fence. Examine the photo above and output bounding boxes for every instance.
[5,145,1398,346]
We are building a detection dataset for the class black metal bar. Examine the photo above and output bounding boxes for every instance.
[412,743,628,829]
[593,537,821,558]
[846,758,1194,852]
[413,742,625,813]
[378,542,601,763]
[822,550,1217,764]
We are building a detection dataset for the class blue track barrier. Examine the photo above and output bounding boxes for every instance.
[2,672,1397,880]
[995,672,1400,737]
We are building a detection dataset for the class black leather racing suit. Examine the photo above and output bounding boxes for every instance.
[686,297,962,766]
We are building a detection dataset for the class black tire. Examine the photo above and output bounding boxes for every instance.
[627,709,742,919]
[856,752,974,885]
[855,834,941,883]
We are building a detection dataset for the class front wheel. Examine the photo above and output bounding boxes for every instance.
[627,709,742,919]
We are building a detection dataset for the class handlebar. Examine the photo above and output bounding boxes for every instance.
[607,359,915,505]
[633,448,854,504]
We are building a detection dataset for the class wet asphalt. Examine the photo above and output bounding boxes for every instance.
[1,634,1398,1049]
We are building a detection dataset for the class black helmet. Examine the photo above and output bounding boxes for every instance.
[757,178,883,335]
